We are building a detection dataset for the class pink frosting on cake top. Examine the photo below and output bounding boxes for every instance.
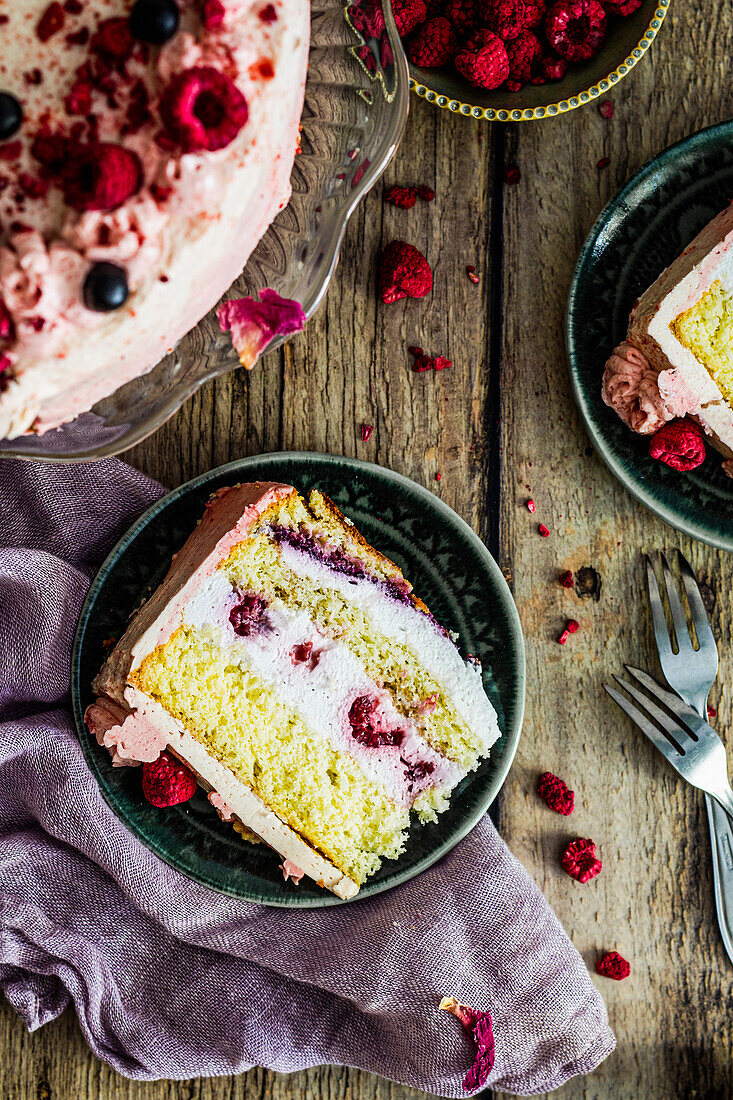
[84,695,169,767]
[601,342,700,435]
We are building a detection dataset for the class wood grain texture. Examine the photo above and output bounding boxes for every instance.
[5,1,733,1096]
[495,3,733,1098]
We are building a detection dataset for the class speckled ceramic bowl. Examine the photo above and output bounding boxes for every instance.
[409,0,670,122]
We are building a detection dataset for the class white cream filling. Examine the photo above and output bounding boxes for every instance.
[182,570,463,808]
[276,541,501,752]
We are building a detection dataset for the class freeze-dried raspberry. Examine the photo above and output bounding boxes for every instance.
[36,2,65,42]
[505,30,543,80]
[61,143,142,212]
[567,618,579,633]
[379,240,433,303]
[534,54,568,80]
[142,751,197,807]
[393,0,429,36]
[523,0,546,25]
[480,0,527,40]
[0,298,15,343]
[445,0,478,35]
[597,156,611,169]
[31,133,69,174]
[537,771,574,815]
[407,16,457,66]
[349,0,386,38]
[561,837,602,883]
[418,184,435,201]
[544,0,607,60]
[559,569,574,587]
[455,29,509,88]
[202,0,227,28]
[596,951,630,980]
[160,66,249,152]
[90,17,134,60]
[385,184,418,208]
[649,419,706,472]
[604,0,641,13]
[348,695,404,748]
[65,78,93,116]
[598,98,613,118]
[230,593,270,636]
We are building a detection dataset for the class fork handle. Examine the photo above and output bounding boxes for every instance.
[705,793,733,966]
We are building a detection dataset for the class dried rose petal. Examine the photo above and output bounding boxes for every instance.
[466,265,480,284]
[439,996,495,1092]
[538,523,550,537]
[526,498,536,513]
[597,156,611,169]
[708,704,718,719]
[558,628,570,645]
[360,423,374,441]
[505,164,521,184]
[598,99,613,118]
[217,290,306,368]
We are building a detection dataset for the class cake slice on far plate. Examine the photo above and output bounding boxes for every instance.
[602,201,733,472]
[85,483,500,898]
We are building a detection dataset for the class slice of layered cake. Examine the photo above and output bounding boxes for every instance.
[602,202,733,470]
[85,482,500,898]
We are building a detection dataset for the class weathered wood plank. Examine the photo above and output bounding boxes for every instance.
[2,96,497,1100]
[496,3,733,1098]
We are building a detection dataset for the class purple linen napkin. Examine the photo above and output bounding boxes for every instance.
[0,457,615,1096]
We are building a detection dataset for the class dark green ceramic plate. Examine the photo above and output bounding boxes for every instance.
[567,119,733,551]
[71,453,525,907]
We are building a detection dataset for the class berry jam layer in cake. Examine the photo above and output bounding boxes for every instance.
[602,202,733,468]
[0,0,309,439]
[86,483,500,898]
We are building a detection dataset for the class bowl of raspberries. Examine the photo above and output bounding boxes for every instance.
[350,0,670,121]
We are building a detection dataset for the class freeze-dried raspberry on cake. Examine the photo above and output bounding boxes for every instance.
[85,483,501,897]
[0,0,309,439]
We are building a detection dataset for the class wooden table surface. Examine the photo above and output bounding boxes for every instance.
[4,2,733,1096]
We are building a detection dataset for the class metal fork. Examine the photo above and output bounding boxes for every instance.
[605,667,733,816]
[604,551,733,961]
[644,551,733,965]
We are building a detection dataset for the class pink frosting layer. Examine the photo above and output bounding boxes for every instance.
[281,859,304,884]
[84,696,168,767]
[601,342,699,435]
[208,791,235,821]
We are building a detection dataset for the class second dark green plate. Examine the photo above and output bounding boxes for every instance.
[568,120,733,550]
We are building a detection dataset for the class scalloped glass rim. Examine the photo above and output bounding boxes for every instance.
[0,0,409,461]
[408,0,670,122]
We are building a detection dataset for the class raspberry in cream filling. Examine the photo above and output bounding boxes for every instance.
[0,0,309,438]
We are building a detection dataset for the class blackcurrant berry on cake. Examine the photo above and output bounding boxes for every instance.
[129,0,180,44]
[0,92,23,141]
[83,263,129,312]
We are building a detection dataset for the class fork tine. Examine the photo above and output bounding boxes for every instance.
[677,551,718,659]
[645,554,673,660]
[604,682,683,763]
[660,551,693,654]
[613,674,692,751]
[624,665,706,737]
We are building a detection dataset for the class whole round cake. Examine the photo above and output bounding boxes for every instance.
[0,0,309,439]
